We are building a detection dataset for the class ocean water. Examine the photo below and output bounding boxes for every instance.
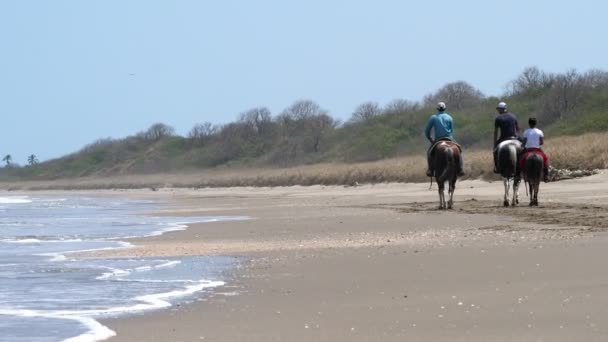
[0,195,248,341]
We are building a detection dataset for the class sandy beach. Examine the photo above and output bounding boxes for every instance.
[92,173,608,341]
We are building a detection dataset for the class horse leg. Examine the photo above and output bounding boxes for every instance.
[529,182,534,206]
[438,182,445,209]
[503,178,510,207]
[512,178,520,206]
[534,183,540,206]
[447,179,455,209]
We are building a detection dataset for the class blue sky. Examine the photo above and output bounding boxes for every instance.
[1,0,606,162]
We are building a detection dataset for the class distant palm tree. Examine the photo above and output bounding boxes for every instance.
[28,154,38,166]
[2,154,12,166]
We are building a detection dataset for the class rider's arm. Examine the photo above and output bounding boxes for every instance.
[539,136,544,146]
[424,117,434,144]
[493,117,500,146]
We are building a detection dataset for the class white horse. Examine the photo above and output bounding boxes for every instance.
[496,139,523,207]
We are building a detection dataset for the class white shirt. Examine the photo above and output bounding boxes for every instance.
[523,128,544,148]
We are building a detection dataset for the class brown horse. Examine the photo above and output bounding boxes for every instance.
[432,140,461,209]
[523,152,544,206]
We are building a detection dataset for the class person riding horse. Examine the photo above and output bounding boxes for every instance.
[424,102,464,177]
[493,102,521,173]
[519,117,550,182]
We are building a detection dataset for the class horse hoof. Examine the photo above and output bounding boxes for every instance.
[503,201,509,207]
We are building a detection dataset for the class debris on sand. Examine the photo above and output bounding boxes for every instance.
[548,167,599,182]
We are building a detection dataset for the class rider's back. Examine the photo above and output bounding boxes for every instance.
[426,112,454,140]
[495,112,518,141]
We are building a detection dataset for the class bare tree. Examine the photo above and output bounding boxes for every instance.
[212,122,252,160]
[188,122,217,146]
[239,107,272,132]
[273,100,336,160]
[508,66,555,95]
[582,69,608,89]
[537,69,586,121]
[140,123,175,141]
[350,102,381,122]
[309,113,337,152]
[423,81,484,110]
[384,98,419,114]
[281,100,325,120]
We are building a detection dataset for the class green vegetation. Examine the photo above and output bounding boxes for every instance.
[1,67,608,183]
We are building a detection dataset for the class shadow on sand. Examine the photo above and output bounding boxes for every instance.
[362,199,608,233]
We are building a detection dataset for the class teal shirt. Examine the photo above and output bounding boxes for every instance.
[425,112,454,141]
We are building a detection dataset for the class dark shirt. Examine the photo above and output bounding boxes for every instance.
[495,112,519,142]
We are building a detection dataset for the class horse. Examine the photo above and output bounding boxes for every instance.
[431,140,461,209]
[523,152,544,206]
[496,139,523,207]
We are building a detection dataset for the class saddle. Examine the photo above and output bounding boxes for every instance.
[430,138,462,155]
[518,148,549,170]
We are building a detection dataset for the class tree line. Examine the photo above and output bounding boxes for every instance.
[2,66,608,179]
[2,154,38,168]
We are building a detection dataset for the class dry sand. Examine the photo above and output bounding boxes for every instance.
[89,173,608,341]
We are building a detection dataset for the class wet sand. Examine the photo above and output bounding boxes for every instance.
[98,173,608,341]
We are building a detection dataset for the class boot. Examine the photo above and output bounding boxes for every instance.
[543,166,549,182]
[458,155,465,176]
[426,152,433,177]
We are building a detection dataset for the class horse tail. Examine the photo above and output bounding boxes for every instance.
[498,144,517,177]
[438,146,455,181]
[525,153,544,185]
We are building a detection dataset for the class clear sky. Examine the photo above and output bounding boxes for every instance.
[1,0,606,163]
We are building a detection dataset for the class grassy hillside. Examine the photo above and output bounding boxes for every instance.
[1,132,606,190]
[1,67,607,184]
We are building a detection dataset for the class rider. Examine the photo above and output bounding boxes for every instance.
[493,101,520,173]
[520,117,550,182]
[424,102,464,177]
